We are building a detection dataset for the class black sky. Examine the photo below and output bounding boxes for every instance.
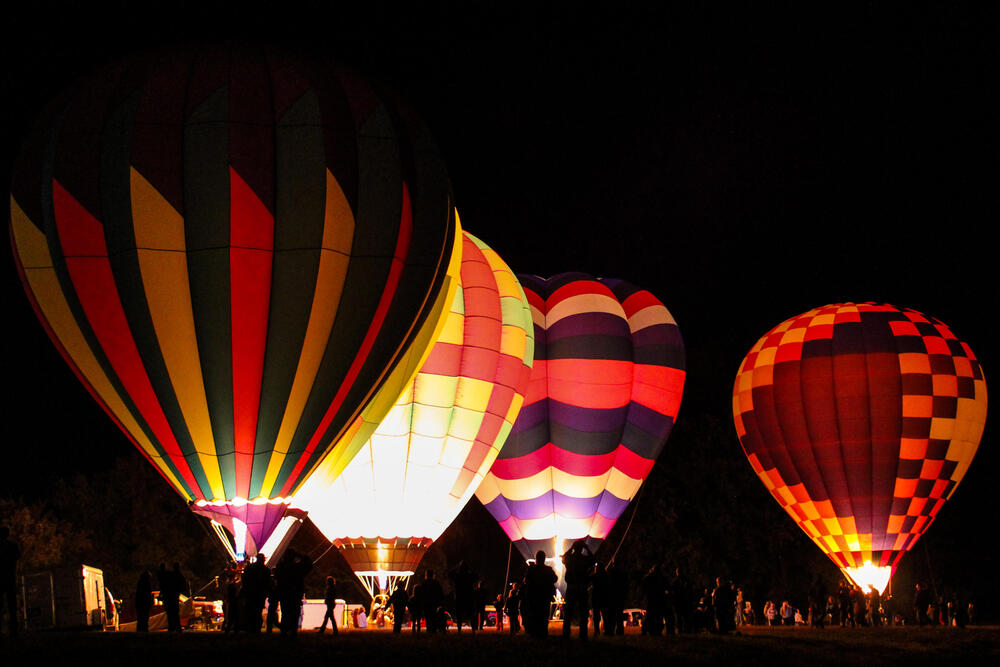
[2,3,996,566]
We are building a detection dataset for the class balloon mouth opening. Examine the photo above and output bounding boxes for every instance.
[194,496,292,507]
[354,571,415,599]
[842,561,893,595]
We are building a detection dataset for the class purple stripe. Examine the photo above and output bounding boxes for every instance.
[595,491,631,520]
[506,492,555,520]
[632,322,682,347]
[502,491,622,521]
[511,399,629,436]
[482,495,513,521]
[547,312,629,341]
[549,399,628,433]
[627,400,673,435]
[510,398,550,433]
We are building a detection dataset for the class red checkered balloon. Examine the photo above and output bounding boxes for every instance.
[733,303,987,593]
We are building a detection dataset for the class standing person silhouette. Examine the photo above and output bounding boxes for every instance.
[590,562,610,635]
[165,562,187,632]
[420,570,444,633]
[241,554,270,633]
[522,550,557,638]
[275,549,312,636]
[449,561,478,633]
[641,564,666,635]
[561,540,594,640]
[1,526,20,636]
[608,561,629,635]
[388,583,408,633]
[265,567,280,633]
[408,583,423,632]
[134,570,153,633]
[319,577,339,634]
[223,571,240,632]
[505,582,521,634]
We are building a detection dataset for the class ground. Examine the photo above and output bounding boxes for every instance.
[3,625,999,666]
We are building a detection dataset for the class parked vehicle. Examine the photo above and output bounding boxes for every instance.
[22,565,114,630]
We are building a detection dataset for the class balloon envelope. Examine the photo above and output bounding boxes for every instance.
[476,273,686,563]
[733,303,987,593]
[294,230,534,582]
[9,46,458,556]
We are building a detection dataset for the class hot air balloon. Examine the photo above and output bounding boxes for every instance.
[732,303,987,593]
[9,46,460,561]
[475,273,686,570]
[293,229,534,597]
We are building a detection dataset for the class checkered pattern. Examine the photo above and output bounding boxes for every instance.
[733,303,986,574]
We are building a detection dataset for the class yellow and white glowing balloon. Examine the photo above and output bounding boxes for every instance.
[294,230,533,595]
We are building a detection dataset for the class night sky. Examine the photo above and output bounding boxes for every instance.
[2,3,995,580]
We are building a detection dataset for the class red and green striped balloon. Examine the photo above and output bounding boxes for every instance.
[9,46,458,554]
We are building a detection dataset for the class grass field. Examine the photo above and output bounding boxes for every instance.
[3,624,999,666]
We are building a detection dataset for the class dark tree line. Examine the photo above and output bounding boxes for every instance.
[2,456,227,600]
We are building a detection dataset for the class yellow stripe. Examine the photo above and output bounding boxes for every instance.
[260,170,354,495]
[130,168,224,498]
[296,212,464,491]
[503,393,525,425]
[436,308,465,346]
[10,197,190,500]
[499,323,529,359]
[454,376,493,413]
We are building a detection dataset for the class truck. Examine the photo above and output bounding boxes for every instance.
[21,564,115,630]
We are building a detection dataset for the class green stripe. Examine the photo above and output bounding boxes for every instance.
[250,88,327,498]
[184,84,237,498]
[102,86,212,499]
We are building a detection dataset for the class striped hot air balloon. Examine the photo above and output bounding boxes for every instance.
[733,303,987,593]
[9,46,460,559]
[294,229,534,597]
[476,273,686,565]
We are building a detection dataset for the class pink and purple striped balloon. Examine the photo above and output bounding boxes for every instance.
[475,273,685,561]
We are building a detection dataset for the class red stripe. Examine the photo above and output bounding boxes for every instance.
[494,352,530,391]
[489,444,552,479]
[459,345,501,385]
[524,362,549,403]
[523,286,545,314]
[279,183,414,496]
[52,180,203,497]
[463,439,495,476]
[545,279,614,311]
[588,513,617,539]
[491,442,654,481]
[632,365,685,415]
[484,383,516,419]
[620,290,661,319]
[548,358,633,409]
[611,445,656,479]
[490,443,616,479]
[10,221,187,498]
[229,167,274,499]
[419,341,463,376]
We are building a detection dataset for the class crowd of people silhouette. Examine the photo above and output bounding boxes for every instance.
[0,525,980,637]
